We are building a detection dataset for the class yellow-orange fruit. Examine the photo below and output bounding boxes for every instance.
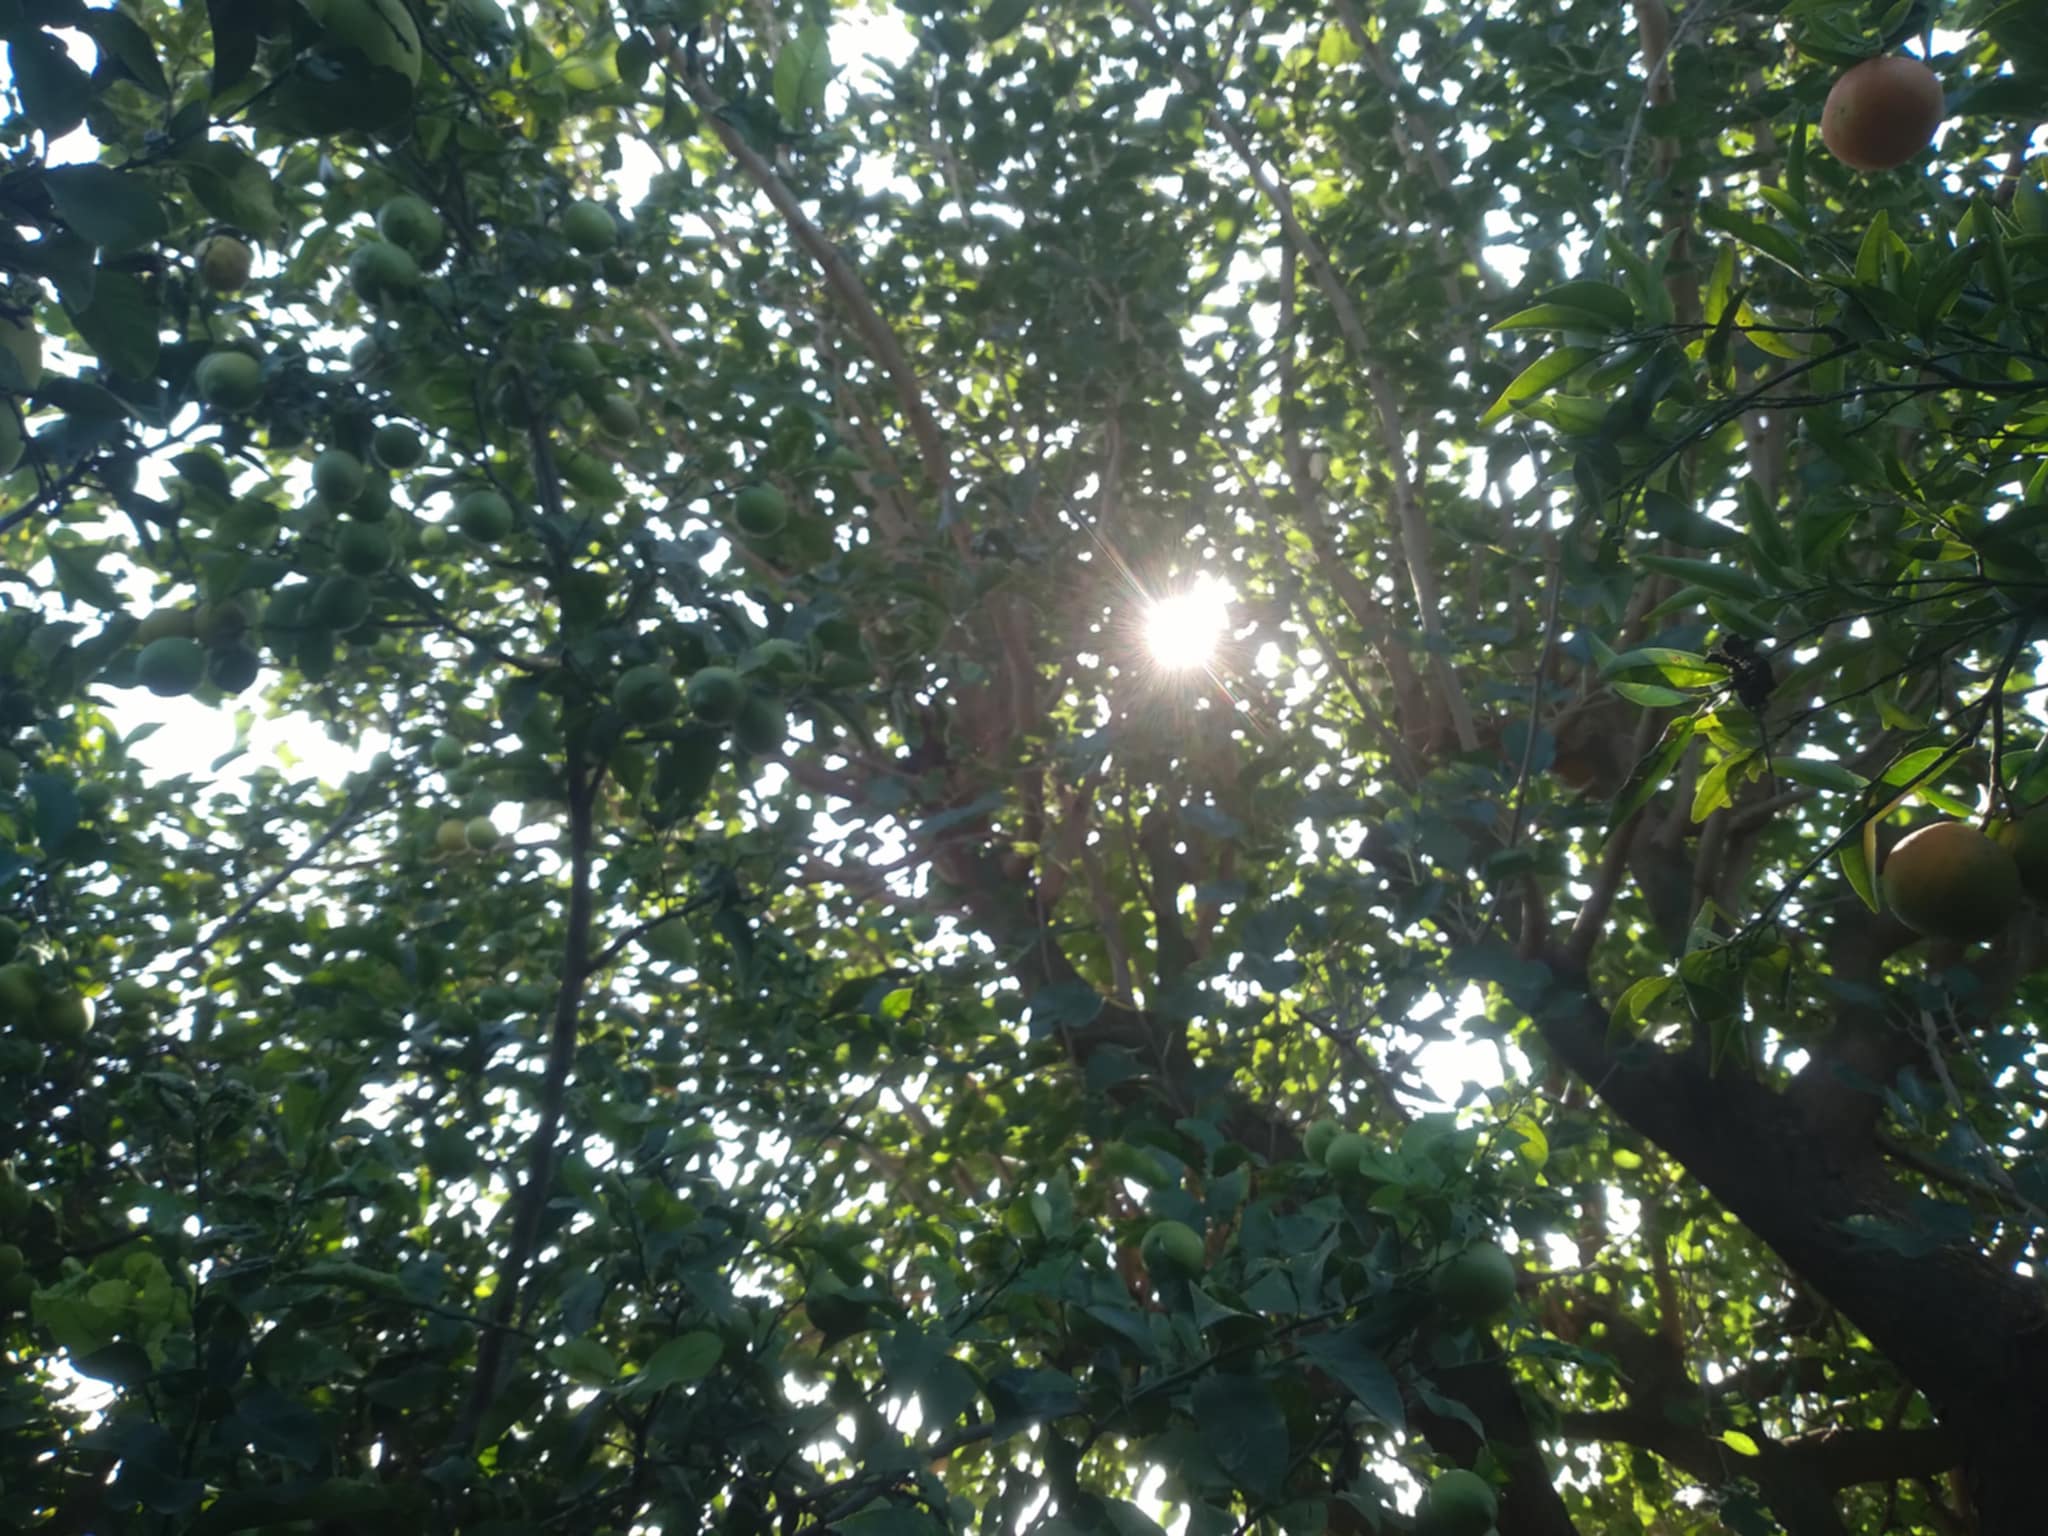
[1879,820,2021,943]
[1821,56,1943,172]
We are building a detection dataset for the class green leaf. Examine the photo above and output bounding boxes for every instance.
[1691,749,1755,822]
[545,1335,620,1385]
[1296,1328,1405,1430]
[628,1331,723,1393]
[1986,0,2048,69]
[1695,202,1807,274]
[65,267,161,379]
[1480,345,1598,428]
[1637,554,1770,602]
[1192,1375,1289,1500]
[1840,832,1878,913]
[1612,680,1692,707]
[180,140,284,241]
[978,0,1031,41]
[1612,973,1673,1031]
[1720,1430,1761,1456]
[43,166,169,257]
[773,23,832,127]
[10,33,92,137]
[85,8,170,95]
[1599,647,1722,688]
[1511,280,1636,331]
[1777,757,1864,793]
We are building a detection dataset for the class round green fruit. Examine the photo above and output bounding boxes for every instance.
[1139,1219,1205,1278]
[375,194,443,259]
[0,962,40,1018]
[734,694,786,756]
[456,489,514,542]
[110,978,148,1008]
[464,816,500,851]
[195,350,263,410]
[418,523,449,553]
[1302,1118,1341,1166]
[1432,1241,1517,1323]
[208,644,263,695]
[0,1242,22,1281]
[592,393,640,440]
[1322,1131,1372,1178]
[561,199,617,253]
[1415,1469,1498,1536]
[194,595,255,644]
[615,664,680,726]
[137,636,207,697]
[734,484,788,538]
[306,0,423,81]
[135,607,197,645]
[0,315,42,394]
[1996,810,2048,902]
[310,575,372,633]
[685,666,746,725]
[642,918,694,964]
[371,422,424,470]
[36,988,89,1042]
[198,234,254,292]
[336,522,393,577]
[552,339,601,379]
[1880,820,2023,944]
[435,817,471,856]
[313,449,367,507]
[349,240,420,305]
[430,735,465,770]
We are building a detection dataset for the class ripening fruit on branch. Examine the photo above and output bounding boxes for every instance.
[435,817,472,856]
[195,350,263,410]
[431,735,465,770]
[734,484,788,538]
[1821,55,1944,172]
[464,816,500,851]
[592,394,640,440]
[561,199,617,253]
[137,637,207,697]
[615,664,681,726]
[336,522,393,576]
[350,240,421,306]
[1430,1240,1517,1322]
[1415,1469,1499,1536]
[313,449,366,507]
[371,422,424,470]
[1302,1118,1341,1166]
[1880,820,2022,943]
[376,195,444,261]
[1140,1219,1205,1278]
[198,234,254,292]
[734,694,786,756]
[686,667,746,725]
[456,489,514,542]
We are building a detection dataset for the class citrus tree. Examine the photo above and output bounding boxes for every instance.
[2,0,2047,1532]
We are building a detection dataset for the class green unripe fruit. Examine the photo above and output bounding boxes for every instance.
[111,978,148,1008]
[418,523,449,553]
[306,0,423,80]
[0,1243,22,1280]
[195,350,263,410]
[592,394,640,440]
[198,234,254,292]
[1432,1241,1517,1322]
[733,694,786,756]
[642,918,694,964]
[1880,820,2023,944]
[1415,1469,1499,1536]
[310,575,372,633]
[0,315,43,394]
[1322,1132,1372,1178]
[207,644,262,695]
[464,816,500,851]
[371,422,425,470]
[137,637,207,697]
[336,522,393,576]
[431,735,465,770]
[135,607,197,645]
[194,595,256,644]
[0,962,40,1017]
[1302,1118,1341,1166]
[734,484,788,538]
[75,782,111,815]
[685,666,747,725]
[435,817,471,855]
[349,240,421,305]
[36,987,89,1041]
[615,664,680,726]
[375,194,444,259]
[561,199,617,253]
[1139,1219,1205,1278]
[552,339,602,379]
[456,489,514,542]
[313,449,367,506]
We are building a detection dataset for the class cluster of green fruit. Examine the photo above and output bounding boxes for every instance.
[422,736,505,857]
[0,1164,36,1315]
[1879,813,2048,944]
[0,923,91,1078]
[127,594,264,699]
[612,633,808,757]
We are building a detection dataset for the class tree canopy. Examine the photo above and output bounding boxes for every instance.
[2,0,2047,1533]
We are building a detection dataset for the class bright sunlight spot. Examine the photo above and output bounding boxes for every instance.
[1143,574,1234,670]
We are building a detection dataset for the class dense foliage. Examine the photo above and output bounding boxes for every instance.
[2,0,2046,1532]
